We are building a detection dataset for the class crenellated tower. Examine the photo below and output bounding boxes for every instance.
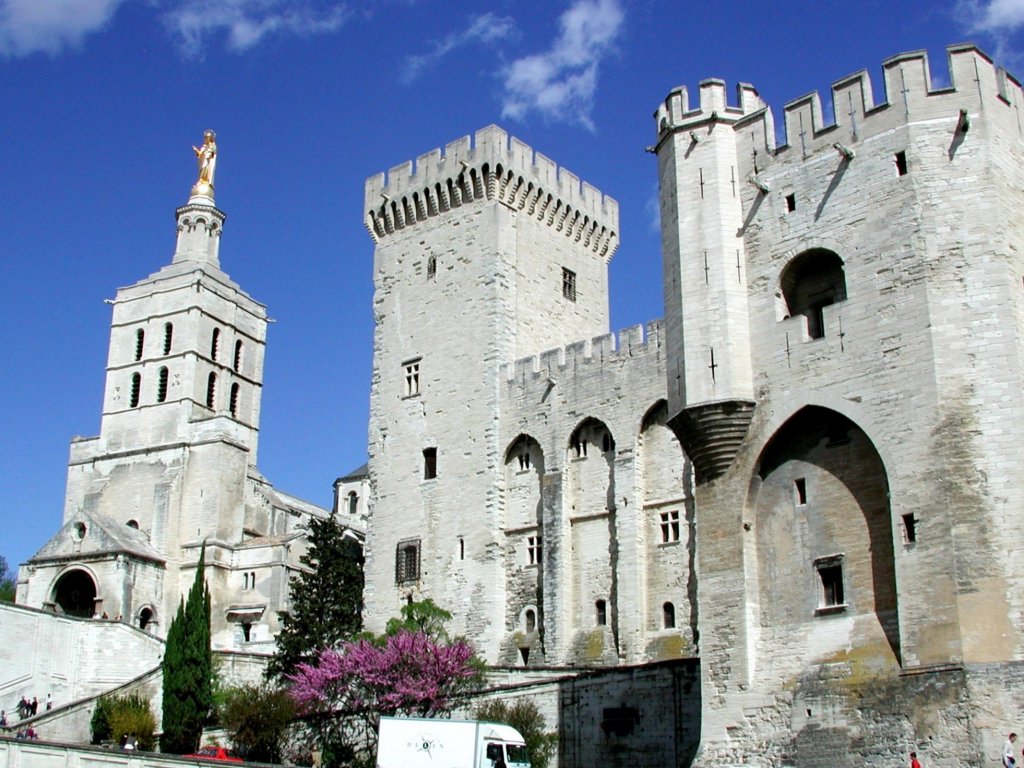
[653,81,767,482]
[363,125,618,660]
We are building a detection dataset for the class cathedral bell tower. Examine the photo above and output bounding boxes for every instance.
[53,131,268,626]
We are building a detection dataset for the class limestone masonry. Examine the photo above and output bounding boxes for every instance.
[10,43,1024,767]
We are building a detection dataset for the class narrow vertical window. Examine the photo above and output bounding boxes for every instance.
[794,478,807,505]
[595,599,607,626]
[785,193,796,212]
[206,372,217,409]
[348,492,358,516]
[663,602,676,629]
[459,536,465,561]
[427,255,437,281]
[157,367,169,403]
[525,609,536,633]
[163,323,173,355]
[902,513,917,544]
[134,329,145,361]
[130,373,141,407]
[423,447,437,480]
[894,150,908,176]
[562,267,577,302]
[229,382,239,416]
[210,328,220,360]
[233,340,242,373]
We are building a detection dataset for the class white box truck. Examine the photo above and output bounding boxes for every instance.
[376,716,532,768]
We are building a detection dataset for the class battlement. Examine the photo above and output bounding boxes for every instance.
[655,44,1023,157]
[365,125,619,259]
[655,78,766,134]
[502,321,663,385]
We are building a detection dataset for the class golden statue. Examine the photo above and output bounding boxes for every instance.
[191,129,217,195]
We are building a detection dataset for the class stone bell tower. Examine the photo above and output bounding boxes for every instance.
[25,132,270,632]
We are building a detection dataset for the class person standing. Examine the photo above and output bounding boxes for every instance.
[1004,732,1018,767]
[45,693,52,711]
[910,750,921,768]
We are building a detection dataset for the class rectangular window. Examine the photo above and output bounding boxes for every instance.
[403,359,421,397]
[395,538,421,584]
[562,267,577,302]
[423,447,437,480]
[659,510,680,543]
[785,193,796,212]
[527,535,542,565]
[814,555,845,611]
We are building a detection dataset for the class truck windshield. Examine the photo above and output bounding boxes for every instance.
[506,744,530,764]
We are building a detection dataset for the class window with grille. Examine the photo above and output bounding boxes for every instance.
[134,329,145,361]
[395,539,421,584]
[562,267,577,302]
[163,323,173,355]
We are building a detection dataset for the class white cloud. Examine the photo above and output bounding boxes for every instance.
[959,0,1024,64]
[500,0,624,131]
[163,0,349,58]
[402,12,516,83]
[0,0,124,58]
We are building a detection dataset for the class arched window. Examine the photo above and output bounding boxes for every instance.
[134,329,145,361]
[163,323,173,355]
[229,383,239,416]
[210,328,220,360]
[126,519,139,530]
[157,367,169,403]
[595,599,607,626]
[206,372,217,408]
[138,607,154,631]
[780,249,847,339]
[663,602,676,629]
[53,569,96,618]
[233,340,243,372]
[525,608,536,633]
[130,373,141,407]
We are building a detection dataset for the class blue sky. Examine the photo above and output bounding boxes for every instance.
[2,0,1022,570]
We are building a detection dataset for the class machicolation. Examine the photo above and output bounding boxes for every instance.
[364,125,619,259]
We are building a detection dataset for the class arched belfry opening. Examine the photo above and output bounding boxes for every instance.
[52,569,98,618]
[779,248,847,339]
[751,406,899,665]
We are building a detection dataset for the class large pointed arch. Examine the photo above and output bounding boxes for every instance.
[750,406,899,666]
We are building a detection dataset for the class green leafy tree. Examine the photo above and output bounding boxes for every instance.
[0,555,16,602]
[267,515,363,680]
[383,597,451,641]
[474,699,558,768]
[161,543,213,754]
[219,683,297,763]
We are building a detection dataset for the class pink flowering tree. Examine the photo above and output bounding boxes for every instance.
[287,601,481,767]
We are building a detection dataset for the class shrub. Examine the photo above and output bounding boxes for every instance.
[91,693,156,750]
[474,698,558,768]
[219,683,297,763]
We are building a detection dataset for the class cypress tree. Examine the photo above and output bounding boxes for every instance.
[161,543,213,753]
[266,514,363,680]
